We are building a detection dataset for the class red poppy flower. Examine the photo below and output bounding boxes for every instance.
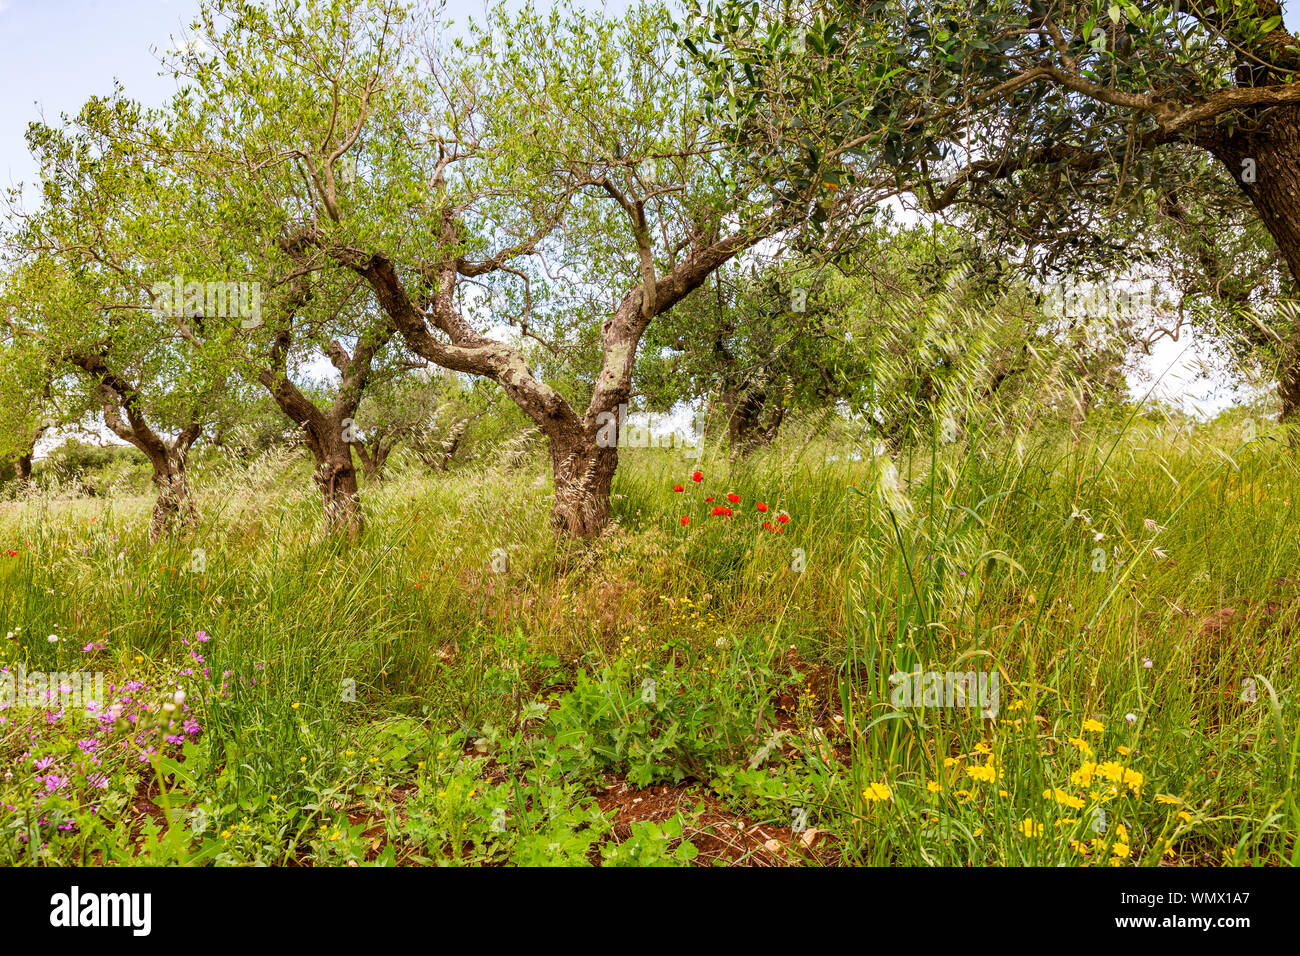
[777,514,790,524]
[762,521,773,531]
[704,496,714,503]
[756,501,768,512]
[727,492,740,504]
[680,515,690,527]
[711,506,733,517]
[691,471,703,482]
[4,549,17,557]
[673,484,684,492]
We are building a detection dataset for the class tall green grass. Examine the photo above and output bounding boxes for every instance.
[0,411,1296,865]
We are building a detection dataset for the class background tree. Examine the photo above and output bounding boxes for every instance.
[154,0,897,538]
[0,334,59,485]
[642,217,1128,454]
[245,279,417,530]
[1,100,240,539]
[640,256,850,455]
[352,368,486,479]
[205,387,303,466]
[687,0,1300,416]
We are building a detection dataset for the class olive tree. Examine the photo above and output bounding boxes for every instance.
[1,99,237,539]
[688,0,1300,417]
[157,0,896,536]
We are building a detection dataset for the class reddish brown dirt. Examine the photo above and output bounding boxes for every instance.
[594,773,836,866]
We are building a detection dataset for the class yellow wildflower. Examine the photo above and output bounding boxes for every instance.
[1043,788,1085,810]
[1121,768,1143,794]
[862,781,892,802]
[1095,761,1126,783]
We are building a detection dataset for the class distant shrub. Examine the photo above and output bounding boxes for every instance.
[36,439,151,497]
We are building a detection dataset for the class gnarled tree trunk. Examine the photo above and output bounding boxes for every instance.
[1204,105,1300,423]
[312,425,362,530]
[337,172,790,539]
[354,432,394,484]
[260,376,365,533]
[255,236,397,533]
[548,432,618,537]
[258,317,385,533]
[722,383,787,456]
[66,350,204,543]
[146,447,197,542]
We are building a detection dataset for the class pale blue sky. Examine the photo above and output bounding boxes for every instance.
[1,0,200,193]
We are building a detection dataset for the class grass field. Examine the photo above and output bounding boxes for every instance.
[2,411,1297,866]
